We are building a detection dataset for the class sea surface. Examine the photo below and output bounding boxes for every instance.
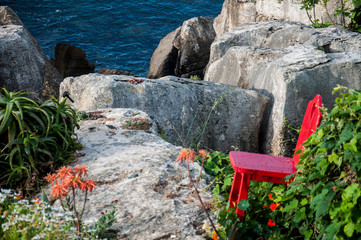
[1,0,223,77]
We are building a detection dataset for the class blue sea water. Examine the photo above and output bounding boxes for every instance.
[1,0,223,77]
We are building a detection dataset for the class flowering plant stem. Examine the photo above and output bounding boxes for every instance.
[186,163,223,240]
[45,165,96,235]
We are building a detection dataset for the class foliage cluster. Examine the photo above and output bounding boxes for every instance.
[210,86,361,240]
[301,0,361,31]
[0,89,80,192]
[275,86,361,239]
[200,151,234,208]
[202,152,286,239]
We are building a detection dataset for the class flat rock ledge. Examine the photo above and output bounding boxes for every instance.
[66,108,214,240]
[60,74,270,153]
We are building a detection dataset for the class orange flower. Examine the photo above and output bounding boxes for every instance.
[268,194,274,200]
[263,205,268,208]
[57,166,73,180]
[64,174,83,189]
[268,219,276,227]
[35,198,40,204]
[44,173,57,185]
[75,165,88,176]
[80,180,88,192]
[177,148,196,164]
[85,179,96,192]
[270,203,280,211]
[198,149,210,159]
[51,183,68,199]
[211,230,218,239]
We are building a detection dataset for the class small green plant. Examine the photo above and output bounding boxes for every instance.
[76,111,89,121]
[122,117,151,131]
[190,75,201,81]
[86,204,117,239]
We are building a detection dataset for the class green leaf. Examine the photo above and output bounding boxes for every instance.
[343,138,357,153]
[41,188,50,204]
[282,199,298,212]
[325,222,340,240]
[304,229,313,240]
[315,198,330,219]
[328,152,341,167]
[301,198,308,206]
[221,177,233,191]
[213,184,220,195]
[294,207,306,223]
[237,199,250,211]
[342,183,361,203]
[336,123,353,146]
[344,222,355,237]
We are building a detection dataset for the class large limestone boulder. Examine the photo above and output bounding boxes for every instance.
[60,74,270,153]
[0,6,62,98]
[50,108,215,239]
[205,21,361,156]
[148,17,216,79]
[213,0,351,38]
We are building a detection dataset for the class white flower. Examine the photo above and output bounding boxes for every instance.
[1,189,11,194]
[0,193,6,204]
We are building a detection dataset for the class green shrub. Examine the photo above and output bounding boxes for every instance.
[201,152,284,239]
[0,89,79,191]
[205,86,361,240]
[201,151,234,207]
[275,85,361,239]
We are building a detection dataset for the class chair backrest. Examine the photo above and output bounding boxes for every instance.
[292,95,322,168]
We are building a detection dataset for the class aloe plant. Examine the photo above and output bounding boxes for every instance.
[0,89,79,191]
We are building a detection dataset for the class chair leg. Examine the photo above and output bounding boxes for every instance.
[229,171,242,208]
[236,173,251,220]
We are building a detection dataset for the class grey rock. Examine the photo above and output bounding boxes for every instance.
[213,0,257,39]
[147,27,181,79]
[205,21,361,156]
[148,17,216,80]
[174,17,216,79]
[48,108,213,239]
[0,6,63,98]
[52,43,95,78]
[213,0,351,39]
[60,74,270,153]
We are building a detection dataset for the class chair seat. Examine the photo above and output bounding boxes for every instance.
[229,151,295,179]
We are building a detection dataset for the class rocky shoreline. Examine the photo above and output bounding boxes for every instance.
[1,0,361,238]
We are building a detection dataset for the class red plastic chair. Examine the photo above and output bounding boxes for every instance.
[228,95,322,219]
